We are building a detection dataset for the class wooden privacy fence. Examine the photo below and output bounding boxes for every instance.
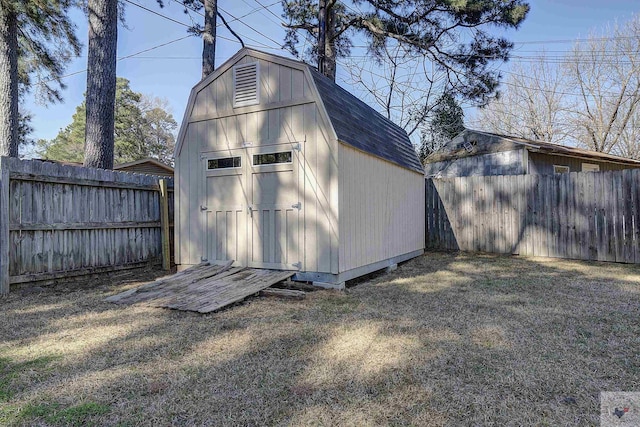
[426,170,640,263]
[0,157,174,294]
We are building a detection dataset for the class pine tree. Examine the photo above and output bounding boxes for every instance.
[282,0,529,101]
[0,1,80,157]
[419,92,465,162]
[84,0,118,169]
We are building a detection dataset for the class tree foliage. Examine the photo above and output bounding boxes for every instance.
[564,16,640,154]
[0,0,81,157]
[282,0,529,104]
[476,53,572,144]
[38,78,177,165]
[476,14,640,158]
[419,92,464,162]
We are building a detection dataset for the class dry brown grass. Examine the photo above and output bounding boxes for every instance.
[1,253,639,426]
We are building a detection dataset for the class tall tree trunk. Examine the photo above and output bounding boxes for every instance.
[0,7,19,157]
[317,0,336,81]
[84,0,118,169]
[202,0,217,79]
[317,0,327,76]
[324,3,337,81]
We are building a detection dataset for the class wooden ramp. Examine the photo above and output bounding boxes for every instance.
[106,262,295,313]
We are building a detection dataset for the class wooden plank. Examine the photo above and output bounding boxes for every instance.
[159,179,171,270]
[631,169,640,264]
[613,171,624,262]
[260,288,306,300]
[108,265,295,314]
[9,172,164,191]
[486,176,495,253]
[565,174,574,259]
[523,175,531,256]
[595,173,605,261]
[623,169,634,263]
[511,175,522,255]
[556,173,567,258]
[0,157,9,294]
[9,221,165,231]
[537,174,548,258]
[10,260,158,285]
[605,172,616,262]
[497,175,506,254]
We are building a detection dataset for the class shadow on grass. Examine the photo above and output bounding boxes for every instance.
[0,252,639,425]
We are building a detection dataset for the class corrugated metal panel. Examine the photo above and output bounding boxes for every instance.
[338,144,425,273]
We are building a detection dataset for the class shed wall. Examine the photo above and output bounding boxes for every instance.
[338,144,425,273]
[528,152,640,174]
[175,54,338,274]
[424,149,525,177]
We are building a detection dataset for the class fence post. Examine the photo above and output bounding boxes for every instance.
[159,179,171,271]
[0,157,9,294]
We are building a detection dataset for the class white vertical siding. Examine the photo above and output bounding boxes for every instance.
[176,55,338,273]
[300,104,339,274]
[338,144,425,273]
[175,123,204,265]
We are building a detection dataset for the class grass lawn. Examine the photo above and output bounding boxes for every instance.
[1,252,639,426]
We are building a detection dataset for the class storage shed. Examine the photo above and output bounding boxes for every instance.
[174,48,425,287]
[425,129,640,177]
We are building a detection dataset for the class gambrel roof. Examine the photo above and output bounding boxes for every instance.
[308,67,424,174]
[175,48,423,174]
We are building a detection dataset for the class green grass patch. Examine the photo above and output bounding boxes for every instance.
[0,355,61,402]
[19,402,110,426]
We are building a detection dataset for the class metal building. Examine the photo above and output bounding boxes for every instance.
[174,48,424,287]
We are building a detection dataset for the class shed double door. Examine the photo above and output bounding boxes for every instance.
[203,142,302,270]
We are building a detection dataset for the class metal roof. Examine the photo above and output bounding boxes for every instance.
[308,67,424,174]
[452,129,640,166]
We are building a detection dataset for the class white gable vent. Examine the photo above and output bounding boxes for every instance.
[233,62,260,107]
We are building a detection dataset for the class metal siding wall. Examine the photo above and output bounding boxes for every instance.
[338,144,425,273]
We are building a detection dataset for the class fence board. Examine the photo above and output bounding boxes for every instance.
[0,158,175,292]
[0,158,9,293]
[426,170,640,265]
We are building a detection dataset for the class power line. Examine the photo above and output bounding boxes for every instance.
[125,0,278,50]
[124,0,191,28]
[36,35,193,86]
[247,0,286,27]
[217,4,283,48]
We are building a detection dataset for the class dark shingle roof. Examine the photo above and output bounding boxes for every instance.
[308,67,424,174]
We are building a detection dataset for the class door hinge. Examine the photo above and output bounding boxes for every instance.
[200,205,208,211]
[291,202,302,210]
[292,262,302,269]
